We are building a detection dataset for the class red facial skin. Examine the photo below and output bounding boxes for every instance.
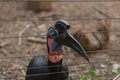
[48,38,63,63]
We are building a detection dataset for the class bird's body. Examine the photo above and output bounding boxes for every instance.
[26,56,68,80]
[26,20,89,80]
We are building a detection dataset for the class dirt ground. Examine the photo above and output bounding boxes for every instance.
[0,1,120,80]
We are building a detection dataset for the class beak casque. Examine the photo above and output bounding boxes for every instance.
[56,32,90,62]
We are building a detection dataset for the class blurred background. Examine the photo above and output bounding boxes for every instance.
[0,0,120,80]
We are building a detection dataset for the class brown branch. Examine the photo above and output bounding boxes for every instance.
[18,24,30,46]
[92,6,111,18]
[27,37,46,44]
[113,74,120,80]
[0,41,10,48]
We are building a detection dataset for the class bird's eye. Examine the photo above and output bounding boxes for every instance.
[48,29,58,38]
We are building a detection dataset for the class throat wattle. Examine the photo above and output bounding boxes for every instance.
[48,51,63,63]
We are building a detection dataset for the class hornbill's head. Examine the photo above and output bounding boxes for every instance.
[47,20,90,63]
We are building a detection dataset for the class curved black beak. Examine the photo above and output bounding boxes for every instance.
[56,32,90,62]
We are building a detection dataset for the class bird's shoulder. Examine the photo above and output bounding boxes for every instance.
[28,56,48,68]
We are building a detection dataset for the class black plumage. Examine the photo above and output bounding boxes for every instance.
[26,56,68,80]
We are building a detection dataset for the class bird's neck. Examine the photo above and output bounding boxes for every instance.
[47,38,63,63]
[48,59,62,66]
[47,38,63,53]
[47,59,62,72]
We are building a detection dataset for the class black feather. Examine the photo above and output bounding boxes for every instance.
[26,56,68,80]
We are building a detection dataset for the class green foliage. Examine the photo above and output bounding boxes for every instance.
[117,67,120,73]
[79,75,88,80]
[79,70,97,80]
[79,63,120,80]
[88,70,97,78]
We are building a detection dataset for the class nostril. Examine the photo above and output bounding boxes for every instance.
[54,56,58,59]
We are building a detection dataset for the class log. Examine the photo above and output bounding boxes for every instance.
[27,1,53,12]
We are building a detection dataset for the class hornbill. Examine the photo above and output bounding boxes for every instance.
[26,20,89,80]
